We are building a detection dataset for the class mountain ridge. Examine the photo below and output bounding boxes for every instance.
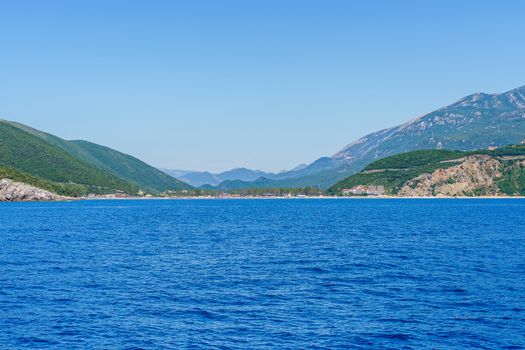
[161,167,279,187]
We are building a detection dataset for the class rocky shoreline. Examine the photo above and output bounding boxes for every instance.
[0,179,68,202]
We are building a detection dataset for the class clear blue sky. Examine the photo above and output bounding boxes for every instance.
[1,0,524,172]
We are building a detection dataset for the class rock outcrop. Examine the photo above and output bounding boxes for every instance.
[398,155,503,197]
[0,178,67,202]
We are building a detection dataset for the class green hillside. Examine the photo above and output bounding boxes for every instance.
[329,145,525,195]
[68,140,192,192]
[0,121,135,194]
[1,120,192,193]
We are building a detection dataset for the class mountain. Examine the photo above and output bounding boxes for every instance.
[211,85,525,189]
[289,163,308,171]
[0,121,132,195]
[331,85,525,167]
[328,144,525,196]
[217,168,269,182]
[161,167,275,187]
[0,120,192,195]
[161,169,223,187]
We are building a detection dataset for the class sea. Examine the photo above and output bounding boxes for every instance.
[1,199,524,349]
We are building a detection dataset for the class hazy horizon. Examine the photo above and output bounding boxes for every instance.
[1,0,524,172]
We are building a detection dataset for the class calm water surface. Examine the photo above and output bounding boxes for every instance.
[1,199,524,349]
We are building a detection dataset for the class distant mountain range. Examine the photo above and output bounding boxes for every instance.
[160,167,274,187]
[160,165,311,187]
[203,85,525,190]
[0,120,192,196]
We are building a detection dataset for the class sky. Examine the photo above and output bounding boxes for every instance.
[1,0,524,172]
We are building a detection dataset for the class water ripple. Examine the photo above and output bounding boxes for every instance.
[0,198,524,349]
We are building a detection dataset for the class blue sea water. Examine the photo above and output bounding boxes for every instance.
[1,199,524,349]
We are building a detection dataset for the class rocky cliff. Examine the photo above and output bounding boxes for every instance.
[330,145,525,197]
[0,178,67,202]
[398,155,505,197]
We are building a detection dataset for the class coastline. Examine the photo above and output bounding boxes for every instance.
[57,195,525,202]
[3,195,525,203]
